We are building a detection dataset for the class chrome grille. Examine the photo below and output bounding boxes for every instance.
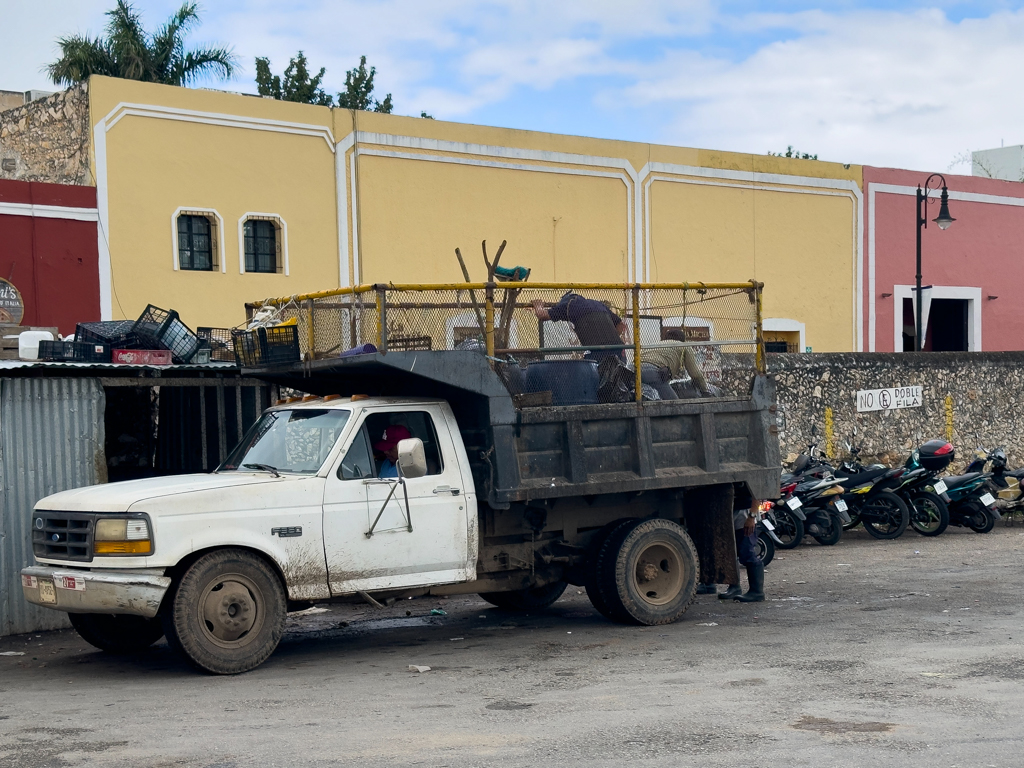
[32,512,96,562]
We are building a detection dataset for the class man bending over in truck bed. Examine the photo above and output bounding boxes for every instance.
[640,327,712,400]
[532,292,627,364]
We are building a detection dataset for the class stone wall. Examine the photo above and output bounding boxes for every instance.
[0,82,91,185]
[724,352,1024,472]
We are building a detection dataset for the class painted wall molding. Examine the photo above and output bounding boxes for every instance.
[0,202,98,222]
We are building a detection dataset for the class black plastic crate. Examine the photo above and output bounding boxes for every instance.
[232,325,300,368]
[232,329,262,367]
[38,340,111,363]
[197,327,235,362]
[131,305,200,363]
[261,325,300,364]
[75,320,139,350]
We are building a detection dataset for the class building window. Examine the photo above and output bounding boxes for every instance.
[177,214,217,271]
[243,218,281,274]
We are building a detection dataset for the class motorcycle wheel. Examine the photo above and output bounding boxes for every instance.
[909,492,949,537]
[756,531,775,567]
[861,491,910,540]
[966,503,997,534]
[811,512,843,546]
[842,512,861,531]
[772,509,804,549]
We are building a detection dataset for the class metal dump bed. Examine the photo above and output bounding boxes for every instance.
[252,349,780,506]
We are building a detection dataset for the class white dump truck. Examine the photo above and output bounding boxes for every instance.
[23,282,780,674]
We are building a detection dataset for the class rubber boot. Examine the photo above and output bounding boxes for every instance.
[696,583,717,595]
[718,584,742,599]
[734,561,765,602]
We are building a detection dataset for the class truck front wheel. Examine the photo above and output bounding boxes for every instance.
[69,613,164,653]
[478,581,568,610]
[589,518,698,625]
[163,549,286,675]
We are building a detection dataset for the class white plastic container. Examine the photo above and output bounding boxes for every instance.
[18,331,55,360]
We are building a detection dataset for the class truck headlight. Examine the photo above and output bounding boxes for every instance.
[95,518,152,555]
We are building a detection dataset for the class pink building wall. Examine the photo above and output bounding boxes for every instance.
[863,167,1024,352]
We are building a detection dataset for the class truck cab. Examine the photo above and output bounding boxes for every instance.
[24,396,480,673]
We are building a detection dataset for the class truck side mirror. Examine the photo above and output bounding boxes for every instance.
[397,437,427,479]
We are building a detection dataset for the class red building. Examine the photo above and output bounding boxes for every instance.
[863,167,1024,352]
[0,179,100,336]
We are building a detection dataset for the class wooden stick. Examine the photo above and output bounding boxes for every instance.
[454,247,486,335]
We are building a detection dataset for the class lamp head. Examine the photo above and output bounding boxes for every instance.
[934,186,955,230]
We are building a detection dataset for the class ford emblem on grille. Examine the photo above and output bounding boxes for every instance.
[51,533,60,541]
[35,518,44,530]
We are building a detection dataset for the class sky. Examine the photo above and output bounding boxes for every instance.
[2,0,1023,172]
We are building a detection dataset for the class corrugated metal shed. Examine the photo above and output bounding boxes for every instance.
[0,378,104,636]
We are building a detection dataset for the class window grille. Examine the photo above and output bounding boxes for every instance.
[177,214,216,271]
[243,218,280,273]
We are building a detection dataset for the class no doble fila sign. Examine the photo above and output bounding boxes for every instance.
[856,386,923,413]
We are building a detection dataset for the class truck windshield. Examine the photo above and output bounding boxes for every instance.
[219,409,351,475]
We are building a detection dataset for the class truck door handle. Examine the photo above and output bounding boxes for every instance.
[433,486,461,496]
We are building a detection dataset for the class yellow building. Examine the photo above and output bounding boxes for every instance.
[83,76,863,351]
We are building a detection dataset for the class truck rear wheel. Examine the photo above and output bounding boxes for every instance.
[69,613,164,653]
[163,549,286,675]
[585,518,638,620]
[479,581,568,610]
[589,518,698,626]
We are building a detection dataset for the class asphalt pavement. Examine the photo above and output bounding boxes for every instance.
[2,523,1022,767]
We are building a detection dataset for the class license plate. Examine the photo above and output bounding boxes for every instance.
[38,579,57,604]
[933,480,947,495]
[834,499,849,512]
[786,496,803,510]
[980,492,996,507]
[762,518,776,531]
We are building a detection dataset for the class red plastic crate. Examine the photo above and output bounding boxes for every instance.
[112,349,172,366]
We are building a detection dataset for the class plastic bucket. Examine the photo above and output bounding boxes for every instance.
[525,360,599,406]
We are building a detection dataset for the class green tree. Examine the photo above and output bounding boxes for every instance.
[46,1,236,87]
[769,145,818,160]
[255,52,333,105]
[336,55,393,113]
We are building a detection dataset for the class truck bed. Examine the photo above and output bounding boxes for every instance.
[253,350,780,505]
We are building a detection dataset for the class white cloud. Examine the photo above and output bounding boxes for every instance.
[4,1,1024,171]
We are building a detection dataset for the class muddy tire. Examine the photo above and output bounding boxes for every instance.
[585,518,639,620]
[162,549,286,675]
[590,518,698,626]
[69,613,164,653]
[909,492,949,537]
[479,581,568,610]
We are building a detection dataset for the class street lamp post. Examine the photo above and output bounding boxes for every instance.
[915,174,956,351]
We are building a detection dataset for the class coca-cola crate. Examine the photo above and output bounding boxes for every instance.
[112,349,172,366]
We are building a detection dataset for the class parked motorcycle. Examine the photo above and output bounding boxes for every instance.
[940,448,1004,533]
[833,455,910,539]
[895,439,954,537]
[773,473,850,546]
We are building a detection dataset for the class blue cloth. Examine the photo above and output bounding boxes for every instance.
[379,459,398,478]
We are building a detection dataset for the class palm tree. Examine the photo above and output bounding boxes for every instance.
[46,1,237,87]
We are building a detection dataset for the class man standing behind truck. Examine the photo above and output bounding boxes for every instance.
[717,485,766,602]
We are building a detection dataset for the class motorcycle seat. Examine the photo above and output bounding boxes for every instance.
[941,472,982,490]
[1005,468,1024,479]
[836,466,888,487]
